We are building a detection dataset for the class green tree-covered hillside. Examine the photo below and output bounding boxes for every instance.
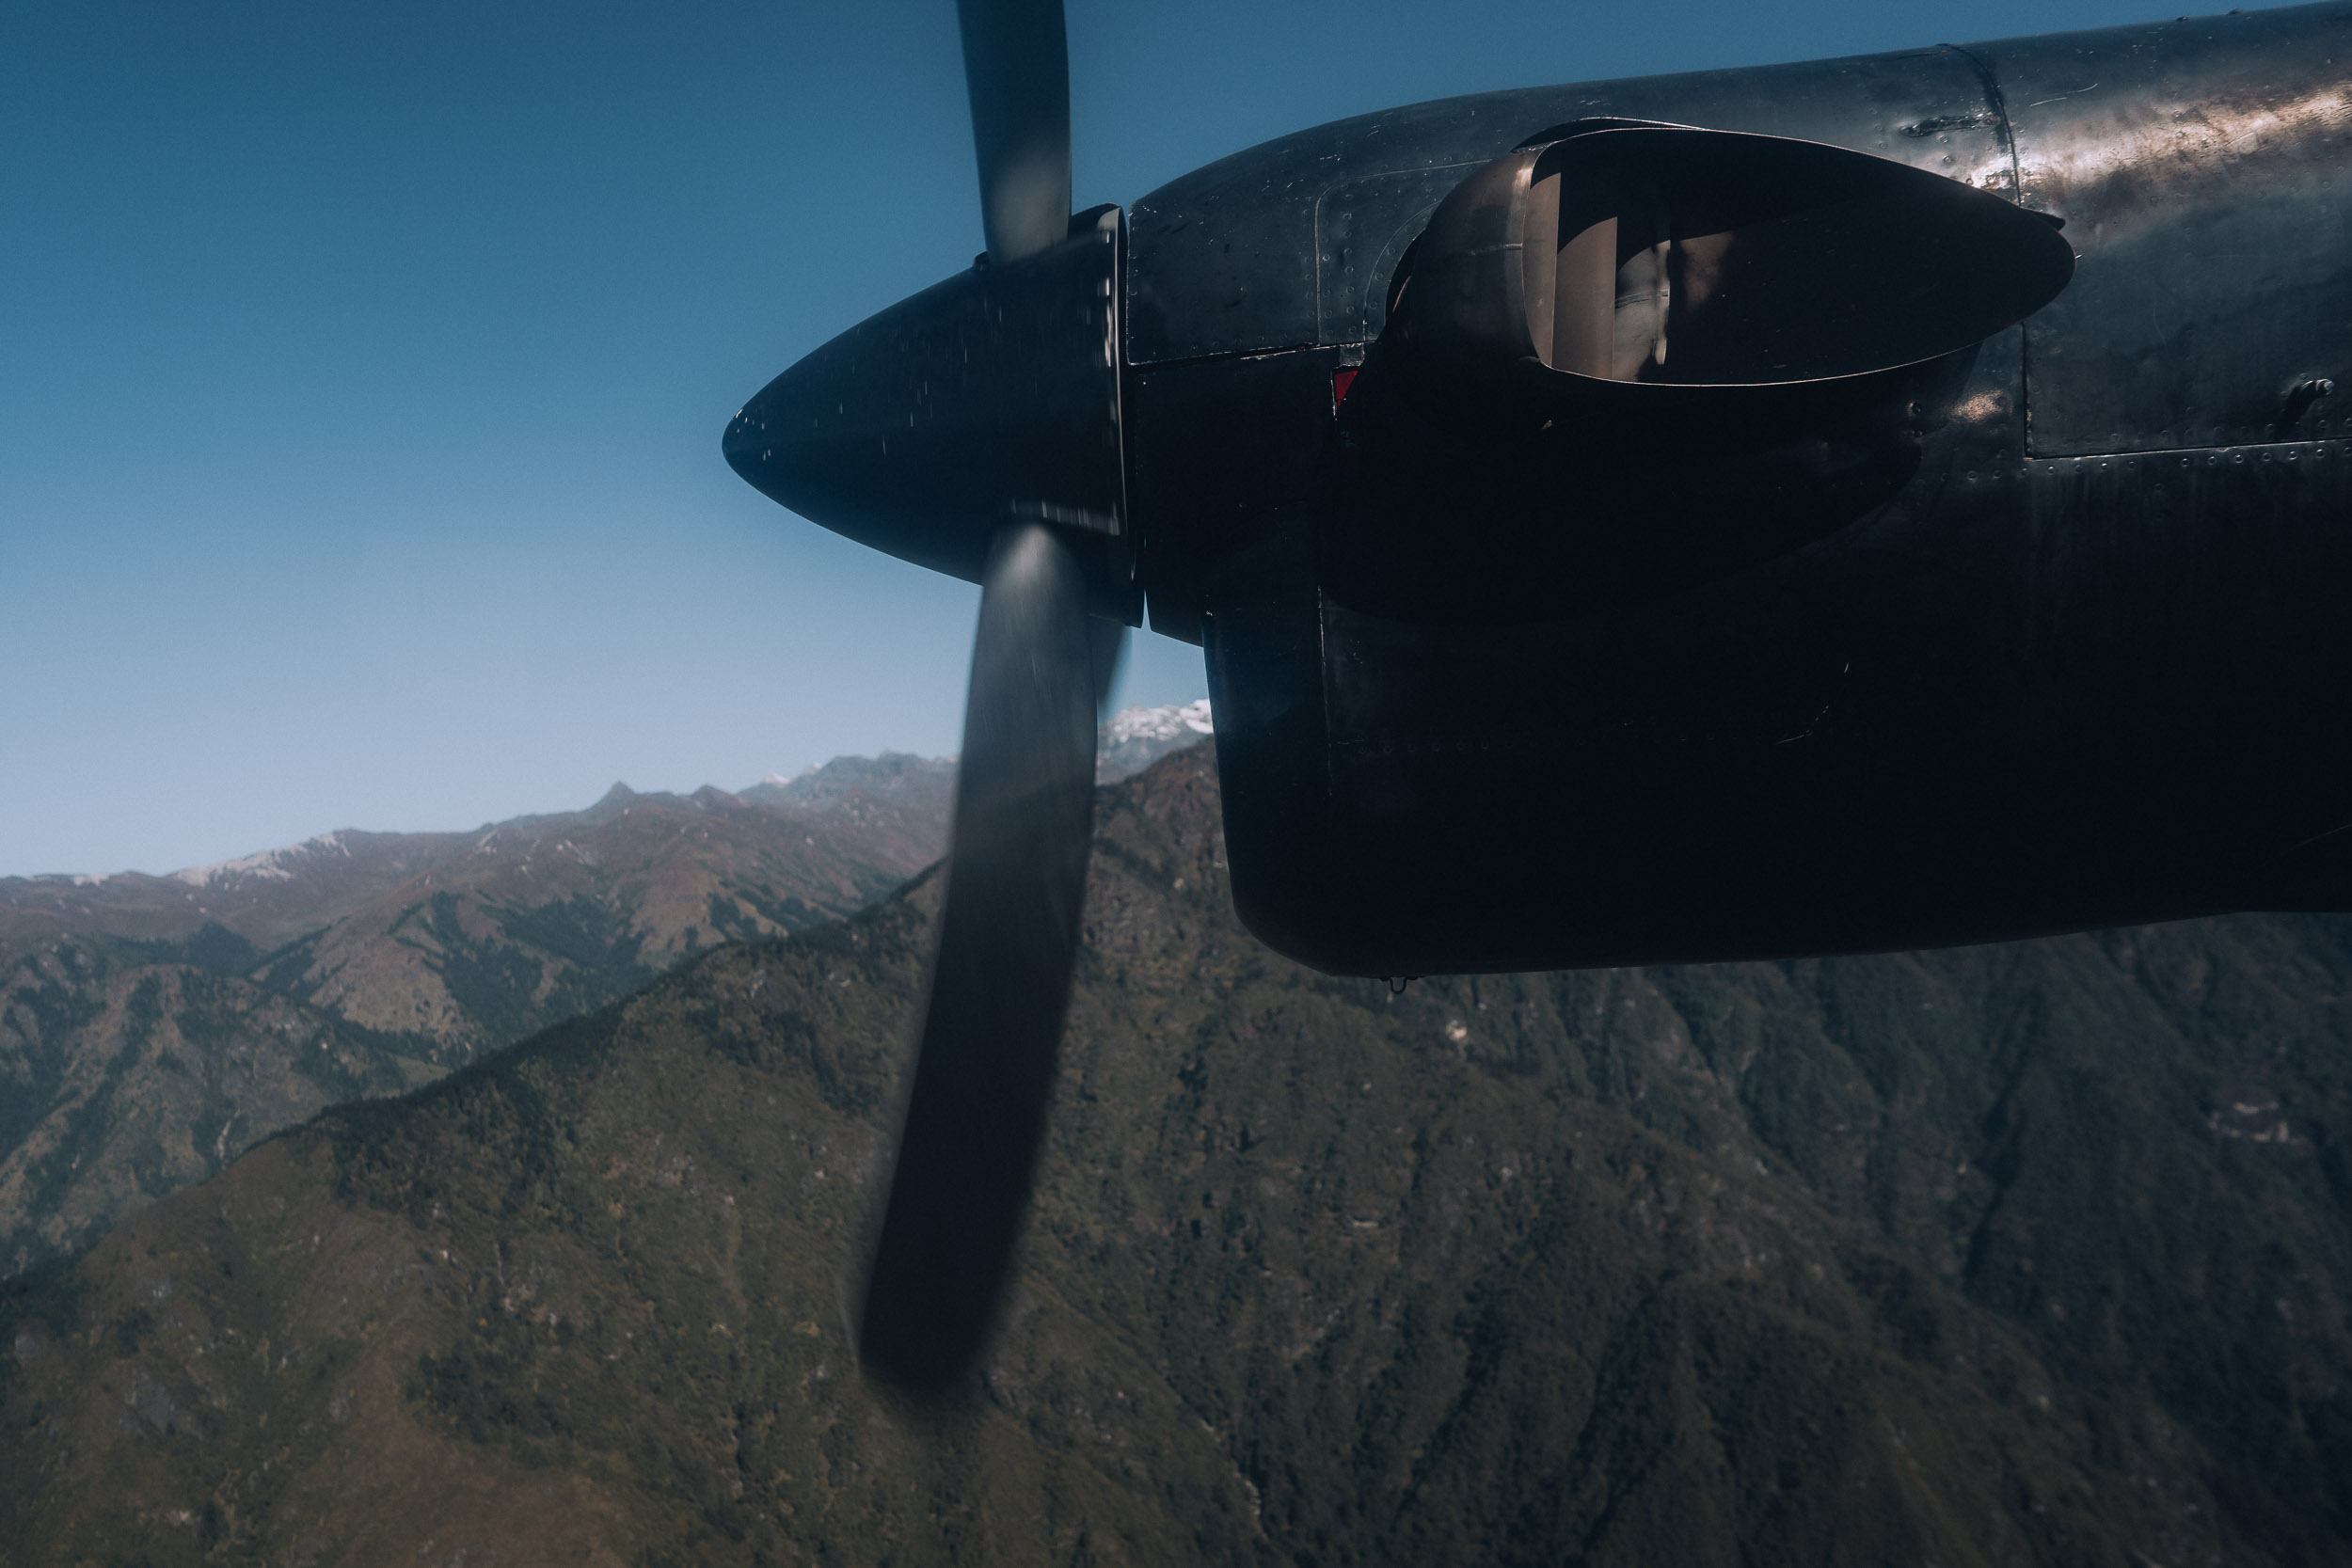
[3,747,2345,1564]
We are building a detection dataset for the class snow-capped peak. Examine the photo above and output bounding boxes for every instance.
[1103,698,1214,746]
[167,831,347,888]
[1096,699,1216,783]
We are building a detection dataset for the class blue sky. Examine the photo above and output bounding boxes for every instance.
[2,0,2187,877]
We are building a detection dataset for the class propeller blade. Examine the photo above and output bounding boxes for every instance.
[1089,615,1128,716]
[860,521,1103,1390]
[958,0,1071,264]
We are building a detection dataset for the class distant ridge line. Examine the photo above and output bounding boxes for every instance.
[5,703,1213,888]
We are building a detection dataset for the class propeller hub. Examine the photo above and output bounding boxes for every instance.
[723,214,1130,610]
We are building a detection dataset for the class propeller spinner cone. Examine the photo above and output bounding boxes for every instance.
[721,212,1126,594]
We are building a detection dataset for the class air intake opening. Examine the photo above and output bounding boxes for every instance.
[1521,157,1672,380]
[1326,123,2074,623]
[1385,121,2074,413]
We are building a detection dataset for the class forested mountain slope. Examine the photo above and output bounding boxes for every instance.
[0,754,956,1277]
[0,703,1207,1283]
[4,746,2344,1565]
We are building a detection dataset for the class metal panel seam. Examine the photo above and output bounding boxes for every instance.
[1943,41,2038,458]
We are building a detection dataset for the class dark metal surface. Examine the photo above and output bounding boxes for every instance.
[1212,436,2352,974]
[1127,346,1343,643]
[860,523,1102,1391]
[1128,4,2352,975]
[1981,8,2352,454]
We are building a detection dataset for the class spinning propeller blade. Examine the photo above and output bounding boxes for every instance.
[859,523,1104,1389]
[958,0,1072,266]
[851,0,1122,1391]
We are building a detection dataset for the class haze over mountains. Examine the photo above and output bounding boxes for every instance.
[4,743,2348,1564]
[0,706,1212,1277]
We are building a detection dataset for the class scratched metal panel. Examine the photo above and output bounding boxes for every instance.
[1979,6,2352,454]
[1126,46,2012,366]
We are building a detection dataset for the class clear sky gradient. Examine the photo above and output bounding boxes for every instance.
[3,0,2194,876]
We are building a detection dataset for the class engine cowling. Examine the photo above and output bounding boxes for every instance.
[1327,122,2074,622]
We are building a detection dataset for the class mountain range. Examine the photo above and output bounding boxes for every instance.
[0,707,1210,1278]
[3,742,2347,1564]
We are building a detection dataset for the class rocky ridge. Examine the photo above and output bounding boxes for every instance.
[0,754,955,1278]
[0,709,1205,1279]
